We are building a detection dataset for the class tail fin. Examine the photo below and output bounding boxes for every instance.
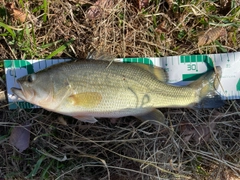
[189,66,223,108]
[193,93,224,109]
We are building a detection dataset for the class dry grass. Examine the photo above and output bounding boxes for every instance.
[0,0,240,179]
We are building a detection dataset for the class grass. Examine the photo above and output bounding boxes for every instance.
[0,0,240,179]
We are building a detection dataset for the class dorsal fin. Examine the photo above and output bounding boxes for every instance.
[87,50,114,61]
[132,63,168,82]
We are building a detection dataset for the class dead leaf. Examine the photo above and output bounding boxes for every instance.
[192,122,216,144]
[183,134,192,143]
[220,0,232,15]
[166,0,173,9]
[155,21,168,33]
[5,2,27,23]
[86,0,114,19]
[5,2,14,9]
[58,116,68,126]
[179,121,217,144]
[220,0,231,7]
[9,122,31,152]
[138,0,149,10]
[110,118,118,124]
[223,168,240,180]
[12,9,27,23]
[198,28,227,46]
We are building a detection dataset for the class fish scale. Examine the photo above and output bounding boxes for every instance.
[58,61,192,109]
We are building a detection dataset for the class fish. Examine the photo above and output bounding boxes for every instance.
[11,59,222,124]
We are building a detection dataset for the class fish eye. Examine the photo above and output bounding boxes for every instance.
[27,74,36,83]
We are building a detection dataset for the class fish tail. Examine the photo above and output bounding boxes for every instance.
[189,66,224,108]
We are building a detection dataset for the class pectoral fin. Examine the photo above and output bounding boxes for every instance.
[73,116,98,123]
[134,109,165,124]
[68,92,102,108]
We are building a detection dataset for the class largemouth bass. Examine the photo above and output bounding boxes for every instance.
[11,60,222,123]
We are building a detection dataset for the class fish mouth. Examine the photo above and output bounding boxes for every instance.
[11,85,34,101]
[11,87,27,101]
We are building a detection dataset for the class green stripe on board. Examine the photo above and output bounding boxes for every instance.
[123,58,153,65]
[182,73,204,81]
[4,60,34,75]
[237,79,240,91]
[181,55,214,81]
[9,102,35,109]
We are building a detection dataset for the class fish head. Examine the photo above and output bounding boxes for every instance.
[11,72,55,108]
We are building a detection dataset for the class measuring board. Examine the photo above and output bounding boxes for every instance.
[4,52,240,109]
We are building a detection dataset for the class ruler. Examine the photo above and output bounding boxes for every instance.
[4,52,240,109]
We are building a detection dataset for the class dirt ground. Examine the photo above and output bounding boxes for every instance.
[0,0,240,179]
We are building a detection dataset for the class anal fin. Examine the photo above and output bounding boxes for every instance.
[73,116,98,123]
[134,109,165,125]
